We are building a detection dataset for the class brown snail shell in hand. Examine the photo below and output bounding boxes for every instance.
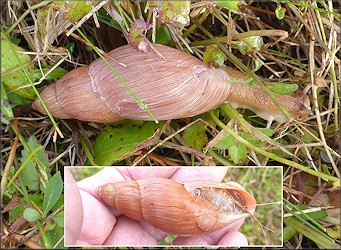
[32,44,310,123]
[96,178,256,236]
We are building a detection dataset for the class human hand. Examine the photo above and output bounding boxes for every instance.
[65,167,249,246]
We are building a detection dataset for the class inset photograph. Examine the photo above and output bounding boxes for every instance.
[64,166,282,247]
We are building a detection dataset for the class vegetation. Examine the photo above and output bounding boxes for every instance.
[1,1,339,248]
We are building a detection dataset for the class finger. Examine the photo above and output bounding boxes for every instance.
[76,190,116,245]
[77,168,125,199]
[170,167,228,182]
[205,219,246,242]
[103,216,159,245]
[218,231,248,246]
[172,219,245,245]
[64,169,83,245]
[138,220,168,241]
[76,167,180,198]
[173,230,248,246]
[117,167,179,180]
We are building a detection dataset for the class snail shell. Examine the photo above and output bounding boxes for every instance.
[32,44,310,123]
[97,178,256,236]
[32,44,232,123]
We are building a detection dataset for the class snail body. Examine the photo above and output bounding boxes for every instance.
[32,44,310,123]
[97,178,256,236]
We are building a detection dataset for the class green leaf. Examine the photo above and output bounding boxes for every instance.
[237,36,263,54]
[1,71,36,99]
[93,120,164,165]
[20,136,50,191]
[327,226,340,240]
[65,42,75,53]
[1,32,30,73]
[43,172,63,217]
[55,1,93,22]
[6,166,17,195]
[150,1,190,27]
[46,220,56,230]
[53,211,64,228]
[28,193,44,210]
[275,5,286,20]
[267,82,299,95]
[240,128,275,148]
[1,82,14,121]
[183,123,208,151]
[51,195,64,212]
[3,65,66,103]
[46,225,65,249]
[283,226,298,242]
[295,205,328,220]
[244,36,262,50]
[227,76,255,86]
[128,19,151,51]
[229,143,247,164]
[2,66,67,101]
[20,151,38,191]
[36,6,49,36]
[203,45,227,67]
[200,109,218,127]
[29,67,68,81]
[97,9,122,31]
[11,37,21,45]
[257,128,275,137]
[241,132,260,146]
[214,134,236,149]
[272,138,289,158]
[254,59,263,71]
[214,0,240,11]
[284,217,340,249]
[234,43,246,55]
[9,204,25,222]
[21,139,40,191]
[155,25,171,45]
[159,234,177,245]
[1,31,35,99]
[23,207,41,222]
[41,227,53,248]
[283,205,328,242]
[7,92,32,105]
[29,136,49,172]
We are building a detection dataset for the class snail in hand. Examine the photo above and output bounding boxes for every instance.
[97,178,256,236]
[32,44,310,123]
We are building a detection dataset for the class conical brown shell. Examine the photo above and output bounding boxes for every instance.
[32,44,232,122]
[97,178,256,236]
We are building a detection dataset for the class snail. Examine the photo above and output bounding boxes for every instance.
[32,44,310,123]
[96,178,256,236]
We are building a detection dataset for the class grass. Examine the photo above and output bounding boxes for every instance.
[1,1,340,249]
[226,167,283,246]
[69,167,103,182]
